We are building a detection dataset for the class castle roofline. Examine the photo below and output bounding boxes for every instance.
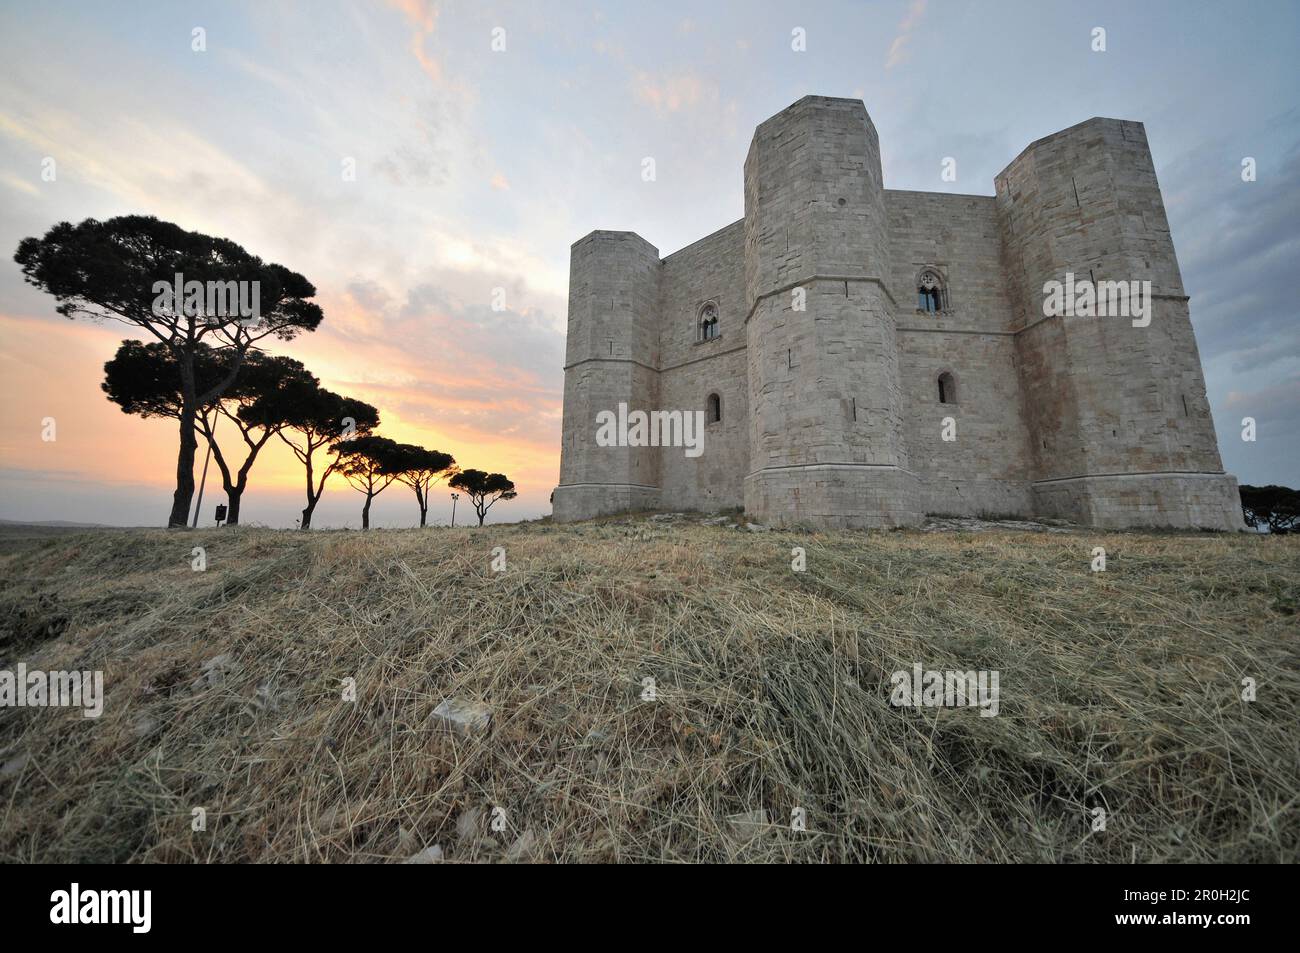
[570,229,659,255]
[997,116,1145,181]
[660,217,745,262]
[752,95,872,138]
[883,187,996,201]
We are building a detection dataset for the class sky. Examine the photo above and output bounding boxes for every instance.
[0,0,1296,528]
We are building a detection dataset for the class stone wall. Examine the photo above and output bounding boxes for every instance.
[885,190,1034,516]
[657,220,749,511]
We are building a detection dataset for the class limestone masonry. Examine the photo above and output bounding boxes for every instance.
[552,96,1245,530]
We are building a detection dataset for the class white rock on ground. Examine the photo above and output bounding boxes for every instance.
[0,752,30,779]
[131,715,157,738]
[455,807,482,842]
[430,698,492,737]
[726,809,770,841]
[191,652,235,690]
[402,845,445,864]
[505,828,538,862]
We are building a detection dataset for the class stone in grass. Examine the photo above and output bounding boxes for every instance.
[190,653,235,690]
[726,809,770,842]
[402,844,445,864]
[430,698,492,738]
[132,714,158,738]
[505,828,538,863]
[455,807,483,842]
[0,752,30,779]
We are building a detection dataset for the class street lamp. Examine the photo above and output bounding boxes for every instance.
[191,414,218,528]
[450,492,460,527]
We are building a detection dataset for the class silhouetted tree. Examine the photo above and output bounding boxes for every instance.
[334,435,404,529]
[448,469,517,526]
[278,385,379,529]
[103,339,226,420]
[15,216,322,527]
[202,354,316,525]
[1240,484,1300,533]
[103,341,315,525]
[386,444,457,527]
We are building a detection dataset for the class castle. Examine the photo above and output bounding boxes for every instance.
[552,96,1244,531]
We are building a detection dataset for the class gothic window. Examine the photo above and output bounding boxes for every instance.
[917,269,947,313]
[938,371,956,404]
[699,302,719,341]
[707,392,722,423]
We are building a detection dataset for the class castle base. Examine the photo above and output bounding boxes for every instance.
[1031,472,1246,531]
[552,483,661,522]
[743,465,923,529]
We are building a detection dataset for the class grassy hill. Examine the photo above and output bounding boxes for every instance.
[0,516,1296,862]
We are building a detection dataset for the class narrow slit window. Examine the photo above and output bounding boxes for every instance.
[938,372,956,404]
[707,393,722,423]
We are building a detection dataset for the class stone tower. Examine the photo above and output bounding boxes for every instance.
[551,231,662,521]
[551,96,1244,531]
[743,96,920,528]
[997,118,1244,528]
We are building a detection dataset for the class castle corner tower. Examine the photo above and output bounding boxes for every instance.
[742,97,921,528]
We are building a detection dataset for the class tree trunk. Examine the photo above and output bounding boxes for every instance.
[226,490,242,526]
[361,493,372,530]
[412,484,427,527]
[224,431,268,528]
[168,405,199,528]
[300,502,315,530]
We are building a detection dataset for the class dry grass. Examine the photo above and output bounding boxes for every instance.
[0,516,1296,863]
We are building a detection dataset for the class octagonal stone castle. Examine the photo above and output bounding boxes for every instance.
[552,96,1244,530]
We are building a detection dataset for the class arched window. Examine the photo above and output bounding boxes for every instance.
[937,371,956,404]
[707,392,722,423]
[917,269,947,313]
[699,302,719,341]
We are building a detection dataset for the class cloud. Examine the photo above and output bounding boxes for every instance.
[886,0,928,70]
[632,71,713,115]
[1224,377,1300,426]
[1169,131,1300,374]
[0,103,271,217]
[0,168,39,197]
[387,0,442,83]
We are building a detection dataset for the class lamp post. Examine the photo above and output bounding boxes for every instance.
[450,492,460,527]
[191,414,217,528]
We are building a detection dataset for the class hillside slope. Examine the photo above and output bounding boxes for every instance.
[1,517,1296,862]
